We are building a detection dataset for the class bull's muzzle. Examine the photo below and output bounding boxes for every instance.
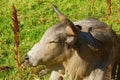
[25,55,29,61]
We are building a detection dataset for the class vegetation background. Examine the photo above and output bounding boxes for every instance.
[0,0,120,80]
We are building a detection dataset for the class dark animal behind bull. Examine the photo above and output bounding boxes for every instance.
[23,2,118,80]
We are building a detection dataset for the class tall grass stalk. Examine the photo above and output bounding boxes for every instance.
[11,5,22,76]
[107,0,111,16]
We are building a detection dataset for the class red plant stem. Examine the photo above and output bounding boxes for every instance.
[12,5,21,74]
[107,0,111,16]
[15,42,21,73]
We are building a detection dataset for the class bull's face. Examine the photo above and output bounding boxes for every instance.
[24,3,81,67]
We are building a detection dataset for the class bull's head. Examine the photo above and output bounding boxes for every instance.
[24,3,81,67]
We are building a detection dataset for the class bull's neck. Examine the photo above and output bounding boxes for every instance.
[63,49,89,79]
[62,43,106,79]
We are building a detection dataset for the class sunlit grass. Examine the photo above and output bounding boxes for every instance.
[0,0,120,80]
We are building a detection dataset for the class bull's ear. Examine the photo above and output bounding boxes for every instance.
[65,20,81,35]
[65,36,77,48]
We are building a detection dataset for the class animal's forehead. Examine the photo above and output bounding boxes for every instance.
[40,21,67,42]
[44,21,67,35]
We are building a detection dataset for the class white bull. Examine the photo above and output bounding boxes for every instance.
[24,3,118,80]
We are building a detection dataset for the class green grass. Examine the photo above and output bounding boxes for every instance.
[0,0,120,80]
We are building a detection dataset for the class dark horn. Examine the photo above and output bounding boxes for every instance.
[50,2,66,21]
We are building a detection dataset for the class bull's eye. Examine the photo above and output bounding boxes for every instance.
[49,41,60,43]
[49,40,65,46]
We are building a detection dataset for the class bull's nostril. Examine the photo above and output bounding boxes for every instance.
[25,55,29,60]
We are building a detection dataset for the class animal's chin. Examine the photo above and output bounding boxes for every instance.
[22,59,49,68]
[21,60,37,67]
[31,61,46,67]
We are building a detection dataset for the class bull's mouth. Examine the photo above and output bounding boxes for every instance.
[22,61,38,68]
[21,59,44,67]
[22,55,50,67]
[22,58,37,67]
[22,55,37,67]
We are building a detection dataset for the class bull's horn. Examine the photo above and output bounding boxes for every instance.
[50,3,80,35]
[50,2,66,21]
